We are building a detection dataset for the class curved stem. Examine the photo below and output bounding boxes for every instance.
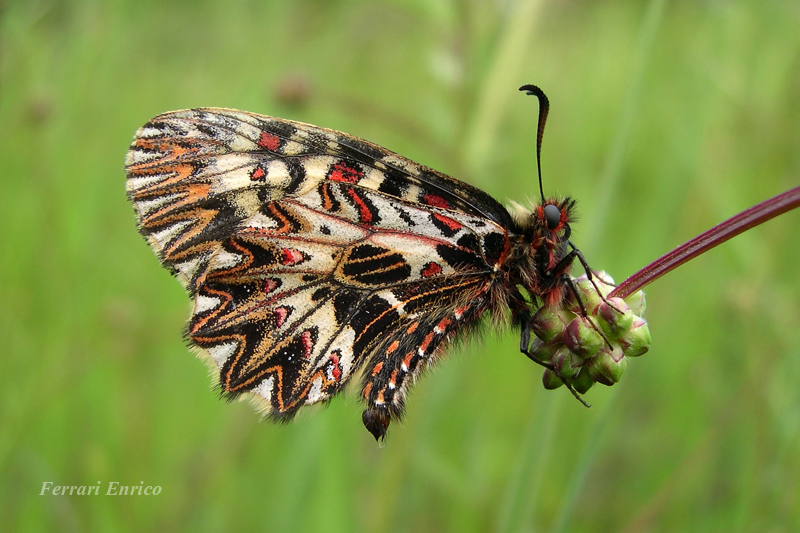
[609,185,800,299]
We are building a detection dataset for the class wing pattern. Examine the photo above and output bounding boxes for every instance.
[126,108,514,439]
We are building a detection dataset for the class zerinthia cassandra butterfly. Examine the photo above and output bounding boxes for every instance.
[125,85,595,441]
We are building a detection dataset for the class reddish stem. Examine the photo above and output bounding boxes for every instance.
[609,185,800,299]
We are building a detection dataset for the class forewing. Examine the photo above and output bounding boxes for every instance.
[125,108,513,290]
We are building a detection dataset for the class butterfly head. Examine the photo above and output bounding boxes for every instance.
[509,198,575,240]
[504,198,577,308]
[535,198,575,241]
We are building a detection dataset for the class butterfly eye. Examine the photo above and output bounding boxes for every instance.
[543,204,561,230]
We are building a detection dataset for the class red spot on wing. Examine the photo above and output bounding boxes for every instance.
[258,132,281,151]
[280,248,305,265]
[346,188,373,224]
[250,167,266,181]
[421,262,442,278]
[300,330,314,358]
[274,306,289,327]
[423,193,450,208]
[432,213,462,231]
[372,361,384,375]
[328,161,362,184]
[264,278,280,294]
[329,354,342,381]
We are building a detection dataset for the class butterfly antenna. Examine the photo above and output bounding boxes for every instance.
[519,84,550,204]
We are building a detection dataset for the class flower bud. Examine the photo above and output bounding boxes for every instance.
[618,317,651,358]
[597,298,634,338]
[530,305,572,343]
[530,271,650,395]
[592,272,618,296]
[527,337,557,364]
[567,369,595,394]
[625,290,647,317]
[552,347,583,379]
[587,347,628,386]
[567,276,604,315]
[563,316,604,359]
[542,369,563,390]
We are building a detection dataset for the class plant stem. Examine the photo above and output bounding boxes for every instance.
[609,185,800,299]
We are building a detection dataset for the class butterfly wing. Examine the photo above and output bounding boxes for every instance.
[125,108,511,435]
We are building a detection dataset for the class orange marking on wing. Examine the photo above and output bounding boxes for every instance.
[320,183,335,211]
[202,234,255,277]
[189,286,232,333]
[266,203,294,234]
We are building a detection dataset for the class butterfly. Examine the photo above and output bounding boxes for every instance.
[125,85,584,440]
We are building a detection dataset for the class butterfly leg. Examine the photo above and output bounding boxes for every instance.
[566,242,623,314]
[512,286,586,403]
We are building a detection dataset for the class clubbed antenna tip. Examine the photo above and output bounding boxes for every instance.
[519,84,550,203]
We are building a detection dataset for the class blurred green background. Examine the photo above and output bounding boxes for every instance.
[2,0,799,531]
